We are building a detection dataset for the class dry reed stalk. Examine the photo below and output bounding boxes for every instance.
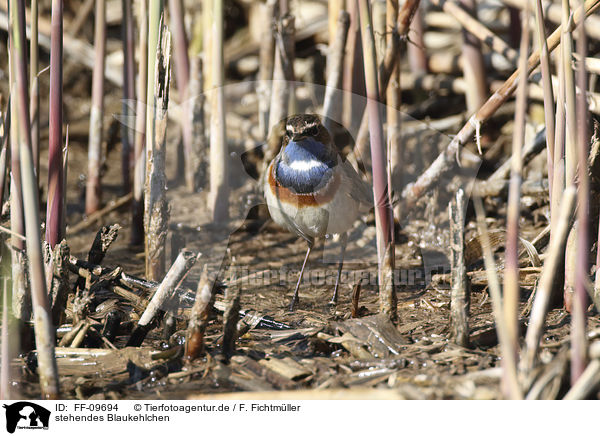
[562,0,580,314]
[131,0,148,245]
[8,14,28,344]
[449,189,470,347]
[551,41,566,240]
[221,285,242,361]
[386,0,401,197]
[571,6,590,384]
[0,1,124,88]
[328,0,343,58]
[533,0,555,205]
[46,0,64,248]
[429,0,518,65]
[169,0,193,190]
[358,0,397,322]
[67,0,94,36]
[342,0,365,132]
[407,6,427,74]
[208,0,229,221]
[372,0,386,64]
[501,0,600,41]
[503,2,530,399]
[459,0,487,114]
[186,55,205,192]
[1,276,10,399]
[322,10,350,125]
[0,106,8,204]
[185,265,216,360]
[129,249,199,347]
[522,186,575,373]
[354,0,419,174]
[145,18,170,281]
[85,0,106,215]
[267,8,295,133]
[29,0,39,183]
[257,0,276,139]
[563,350,600,399]
[10,0,59,398]
[400,0,600,210]
[202,0,213,92]
[473,197,522,399]
[121,0,136,193]
[561,0,577,187]
[47,240,70,327]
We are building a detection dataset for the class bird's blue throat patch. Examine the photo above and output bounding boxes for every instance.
[276,138,337,194]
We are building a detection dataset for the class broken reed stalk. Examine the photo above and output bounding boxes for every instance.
[85,0,106,215]
[473,197,522,399]
[168,0,192,190]
[533,0,555,207]
[522,186,576,373]
[208,0,229,221]
[221,285,242,361]
[185,265,216,359]
[29,0,39,183]
[449,188,469,347]
[187,55,205,192]
[121,0,136,193]
[572,6,590,384]
[429,0,518,65]
[46,0,64,248]
[9,2,28,346]
[502,2,530,399]
[131,0,149,245]
[257,0,276,139]
[267,7,296,133]
[144,20,170,282]
[400,0,600,210]
[128,249,199,347]
[372,1,386,64]
[458,0,488,113]
[47,240,70,327]
[322,10,350,125]
[10,0,59,398]
[357,0,397,322]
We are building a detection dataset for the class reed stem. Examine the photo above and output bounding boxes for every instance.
[85,0,106,215]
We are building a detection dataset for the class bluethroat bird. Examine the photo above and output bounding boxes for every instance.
[264,114,372,311]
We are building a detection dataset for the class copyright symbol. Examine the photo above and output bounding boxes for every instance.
[134,404,142,411]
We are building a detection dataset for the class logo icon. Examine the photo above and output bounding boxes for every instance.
[3,402,50,433]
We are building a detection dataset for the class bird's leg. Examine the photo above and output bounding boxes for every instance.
[330,232,348,306]
[290,239,314,311]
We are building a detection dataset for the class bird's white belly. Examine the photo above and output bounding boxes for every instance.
[265,181,360,239]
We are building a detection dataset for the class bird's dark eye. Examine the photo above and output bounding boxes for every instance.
[285,129,292,137]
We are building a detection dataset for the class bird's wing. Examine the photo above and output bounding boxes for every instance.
[339,160,373,209]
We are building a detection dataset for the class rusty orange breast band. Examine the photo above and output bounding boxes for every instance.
[268,160,341,208]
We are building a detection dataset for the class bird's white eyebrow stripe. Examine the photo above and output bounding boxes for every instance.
[288,160,326,171]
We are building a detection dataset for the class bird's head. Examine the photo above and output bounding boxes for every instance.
[281,114,337,165]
